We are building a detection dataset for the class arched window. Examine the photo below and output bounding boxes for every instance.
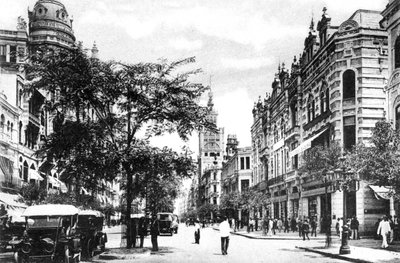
[10,123,13,139]
[23,161,29,182]
[325,88,330,111]
[320,91,325,113]
[7,121,10,132]
[396,104,400,131]
[0,114,4,132]
[307,96,315,122]
[343,70,356,99]
[290,101,297,127]
[19,121,22,144]
[395,36,400,69]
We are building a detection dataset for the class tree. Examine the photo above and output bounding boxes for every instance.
[348,120,400,197]
[19,182,47,205]
[220,192,240,217]
[25,47,215,248]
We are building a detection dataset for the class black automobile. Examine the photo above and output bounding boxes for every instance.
[157,213,174,236]
[76,210,107,258]
[11,204,81,263]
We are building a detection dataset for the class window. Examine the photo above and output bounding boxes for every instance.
[0,114,4,132]
[213,185,216,192]
[213,197,217,205]
[395,37,400,69]
[10,46,16,63]
[343,70,355,99]
[307,96,315,122]
[240,157,245,170]
[343,116,356,150]
[213,172,217,180]
[245,156,250,169]
[396,105,400,131]
[205,152,208,157]
[19,121,22,144]
[241,179,249,192]
[0,45,6,62]
[320,91,325,113]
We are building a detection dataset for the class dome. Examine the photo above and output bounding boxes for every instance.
[28,0,75,48]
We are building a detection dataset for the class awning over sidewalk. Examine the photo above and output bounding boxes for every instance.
[289,128,328,158]
[0,192,27,208]
[29,169,44,181]
[369,185,392,200]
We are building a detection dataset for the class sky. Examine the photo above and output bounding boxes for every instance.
[0,0,388,157]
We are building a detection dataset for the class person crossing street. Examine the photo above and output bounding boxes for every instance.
[219,216,230,255]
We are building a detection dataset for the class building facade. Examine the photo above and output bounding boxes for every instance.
[198,92,224,208]
[252,8,390,234]
[0,0,118,213]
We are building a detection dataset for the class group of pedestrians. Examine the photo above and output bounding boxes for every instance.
[376,215,400,249]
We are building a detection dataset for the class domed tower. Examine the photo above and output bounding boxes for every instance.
[28,0,75,49]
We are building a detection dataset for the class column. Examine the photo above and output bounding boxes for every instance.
[316,196,321,231]
[6,45,10,62]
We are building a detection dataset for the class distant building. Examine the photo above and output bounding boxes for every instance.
[197,91,224,210]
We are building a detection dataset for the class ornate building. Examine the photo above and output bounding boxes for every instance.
[198,92,224,208]
[0,0,118,214]
[252,8,389,234]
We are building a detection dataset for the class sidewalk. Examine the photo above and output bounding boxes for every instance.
[213,226,400,263]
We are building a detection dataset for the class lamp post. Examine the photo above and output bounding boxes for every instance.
[323,170,333,248]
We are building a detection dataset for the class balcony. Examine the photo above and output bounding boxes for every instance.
[267,175,285,186]
[285,126,300,141]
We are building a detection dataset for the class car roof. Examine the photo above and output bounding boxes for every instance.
[78,210,104,217]
[22,204,79,217]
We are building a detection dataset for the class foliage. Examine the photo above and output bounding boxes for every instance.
[347,120,400,196]
[197,203,218,219]
[42,191,102,210]
[220,192,240,212]
[19,183,47,205]
[25,46,214,248]
[299,142,342,179]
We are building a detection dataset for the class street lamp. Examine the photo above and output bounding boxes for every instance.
[334,156,360,255]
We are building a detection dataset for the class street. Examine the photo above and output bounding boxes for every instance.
[93,224,348,263]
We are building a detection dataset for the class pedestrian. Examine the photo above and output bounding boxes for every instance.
[120,219,127,247]
[298,219,303,238]
[322,215,332,248]
[219,216,230,255]
[272,218,277,235]
[194,220,201,244]
[262,216,268,235]
[350,216,359,240]
[310,217,317,237]
[267,217,273,236]
[231,217,236,233]
[255,217,259,231]
[138,216,147,248]
[335,218,340,236]
[290,217,297,232]
[277,218,283,233]
[302,219,310,241]
[377,216,392,249]
[284,218,290,233]
[393,215,399,241]
[150,215,160,251]
[338,218,343,239]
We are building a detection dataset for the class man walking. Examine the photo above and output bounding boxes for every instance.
[310,217,317,237]
[194,220,201,244]
[219,216,230,255]
[350,217,360,240]
[377,216,392,249]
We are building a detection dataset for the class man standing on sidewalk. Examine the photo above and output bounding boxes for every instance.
[150,215,160,251]
[220,216,230,255]
[350,216,359,240]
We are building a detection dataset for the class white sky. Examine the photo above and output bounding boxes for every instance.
[0,0,388,157]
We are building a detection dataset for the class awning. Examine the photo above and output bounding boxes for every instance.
[0,155,14,182]
[29,169,44,181]
[369,185,392,200]
[289,128,328,158]
[54,177,68,193]
[47,175,60,187]
[0,192,27,208]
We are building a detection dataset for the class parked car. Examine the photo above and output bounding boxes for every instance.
[0,215,25,252]
[157,212,174,236]
[11,204,81,263]
[76,210,107,258]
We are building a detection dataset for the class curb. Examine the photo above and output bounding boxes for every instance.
[296,246,372,263]
[213,227,325,240]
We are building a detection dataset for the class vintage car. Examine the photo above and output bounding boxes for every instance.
[76,210,107,258]
[157,212,174,236]
[0,215,25,251]
[11,204,81,263]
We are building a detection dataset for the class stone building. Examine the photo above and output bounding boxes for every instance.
[221,140,252,223]
[198,91,224,208]
[252,8,390,234]
[0,0,118,213]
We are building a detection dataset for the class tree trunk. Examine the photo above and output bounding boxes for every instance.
[124,163,133,248]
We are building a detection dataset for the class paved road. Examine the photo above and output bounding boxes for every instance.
[0,224,349,263]
[116,224,348,263]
